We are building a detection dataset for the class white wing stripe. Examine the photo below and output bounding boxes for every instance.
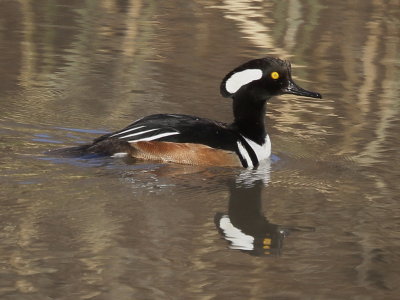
[110,125,146,137]
[128,131,179,142]
[118,128,160,139]
[111,152,128,158]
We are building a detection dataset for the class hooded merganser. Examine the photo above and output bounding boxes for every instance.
[58,57,321,168]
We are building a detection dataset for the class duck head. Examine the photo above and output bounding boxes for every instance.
[220,57,322,101]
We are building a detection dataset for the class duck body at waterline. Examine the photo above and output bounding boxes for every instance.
[53,57,322,169]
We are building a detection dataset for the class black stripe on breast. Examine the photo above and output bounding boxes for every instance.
[237,136,259,168]
[236,150,249,168]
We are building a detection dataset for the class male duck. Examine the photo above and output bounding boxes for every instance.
[59,57,321,168]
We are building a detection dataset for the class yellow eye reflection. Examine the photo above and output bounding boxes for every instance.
[271,72,280,80]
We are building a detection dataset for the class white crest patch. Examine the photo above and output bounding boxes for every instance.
[225,69,263,94]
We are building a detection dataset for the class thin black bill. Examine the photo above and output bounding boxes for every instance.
[283,80,322,99]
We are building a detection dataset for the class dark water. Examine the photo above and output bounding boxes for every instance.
[1,0,399,299]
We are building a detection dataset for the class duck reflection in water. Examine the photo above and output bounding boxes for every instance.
[215,161,315,256]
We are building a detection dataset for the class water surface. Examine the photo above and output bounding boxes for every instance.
[1,0,399,299]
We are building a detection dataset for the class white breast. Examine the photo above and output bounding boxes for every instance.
[236,134,271,168]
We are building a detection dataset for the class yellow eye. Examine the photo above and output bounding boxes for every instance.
[271,72,280,79]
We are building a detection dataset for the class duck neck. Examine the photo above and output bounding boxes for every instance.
[231,93,268,145]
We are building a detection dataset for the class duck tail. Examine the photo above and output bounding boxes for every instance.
[46,144,95,157]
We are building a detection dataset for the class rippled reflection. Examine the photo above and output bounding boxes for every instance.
[216,163,314,256]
